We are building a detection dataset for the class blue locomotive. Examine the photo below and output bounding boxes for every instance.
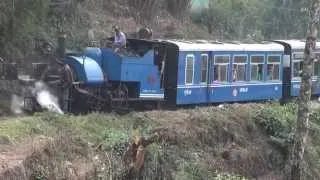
[30,38,320,112]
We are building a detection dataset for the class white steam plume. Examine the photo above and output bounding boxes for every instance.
[33,81,64,115]
[10,94,24,114]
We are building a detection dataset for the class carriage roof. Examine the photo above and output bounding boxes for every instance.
[164,40,284,52]
[273,40,320,50]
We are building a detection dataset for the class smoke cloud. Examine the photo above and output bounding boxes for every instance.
[10,94,24,115]
[33,81,64,115]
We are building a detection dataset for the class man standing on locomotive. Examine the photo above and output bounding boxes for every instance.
[113,25,126,52]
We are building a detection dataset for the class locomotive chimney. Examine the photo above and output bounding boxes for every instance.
[58,33,66,60]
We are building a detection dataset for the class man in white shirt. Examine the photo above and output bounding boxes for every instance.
[113,26,126,52]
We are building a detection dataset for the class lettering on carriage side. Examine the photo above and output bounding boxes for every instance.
[184,89,192,96]
[293,84,300,89]
[239,87,248,93]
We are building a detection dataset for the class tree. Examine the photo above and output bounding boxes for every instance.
[290,1,320,179]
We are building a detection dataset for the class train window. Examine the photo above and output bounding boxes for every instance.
[214,55,230,82]
[215,56,230,64]
[293,52,303,78]
[293,61,303,77]
[185,54,194,84]
[200,54,208,83]
[214,65,228,82]
[267,55,281,81]
[233,56,248,81]
[250,56,264,81]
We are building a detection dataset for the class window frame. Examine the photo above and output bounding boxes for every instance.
[250,55,265,81]
[200,54,209,84]
[232,54,248,82]
[266,55,281,81]
[312,52,320,78]
[213,55,231,82]
[292,52,304,79]
[185,54,195,85]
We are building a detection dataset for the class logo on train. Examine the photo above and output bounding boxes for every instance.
[232,88,238,97]
[147,75,156,85]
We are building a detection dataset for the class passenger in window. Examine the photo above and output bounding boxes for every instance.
[113,26,127,53]
[259,66,263,80]
[233,67,237,82]
[268,65,274,80]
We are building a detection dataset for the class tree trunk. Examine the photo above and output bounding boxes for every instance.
[290,1,320,179]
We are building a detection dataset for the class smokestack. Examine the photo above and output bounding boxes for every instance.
[58,33,66,60]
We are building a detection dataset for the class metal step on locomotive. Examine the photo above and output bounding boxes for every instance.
[1,33,320,114]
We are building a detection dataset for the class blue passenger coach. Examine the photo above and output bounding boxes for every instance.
[164,40,285,105]
[273,40,320,99]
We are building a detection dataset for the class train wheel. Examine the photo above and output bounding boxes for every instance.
[111,84,129,111]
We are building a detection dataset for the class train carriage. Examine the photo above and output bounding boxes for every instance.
[164,40,286,105]
[273,40,320,100]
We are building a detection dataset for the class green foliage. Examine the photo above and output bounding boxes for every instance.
[0,0,52,56]
[0,0,88,59]
[254,103,296,141]
[191,0,311,40]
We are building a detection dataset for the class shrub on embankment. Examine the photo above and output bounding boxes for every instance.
[254,102,320,179]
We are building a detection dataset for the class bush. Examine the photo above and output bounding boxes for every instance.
[254,103,296,142]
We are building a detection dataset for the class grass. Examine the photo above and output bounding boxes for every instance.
[0,116,52,143]
[0,111,153,149]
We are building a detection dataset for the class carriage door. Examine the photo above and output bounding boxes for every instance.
[281,51,292,104]
[164,45,179,105]
[200,53,210,103]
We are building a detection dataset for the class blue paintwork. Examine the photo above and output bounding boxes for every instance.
[83,47,103,66]
[101,48,163,97]
[175,50,284,105]
[176,83,282,104]
[67,47,164,99]
[100,48,122,81]
[64,56,104,84]
[291,79,320,97]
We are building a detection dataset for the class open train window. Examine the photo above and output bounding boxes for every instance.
[185,54,195,85]
[292,52,303,78]
[250,55,264,81]
[267,55,281,81]
[200,54,208,83]
[232,55,248,81]
[213,55,230,82]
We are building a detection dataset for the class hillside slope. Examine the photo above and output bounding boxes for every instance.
[0,0,210,61]
[1,103,320,179]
